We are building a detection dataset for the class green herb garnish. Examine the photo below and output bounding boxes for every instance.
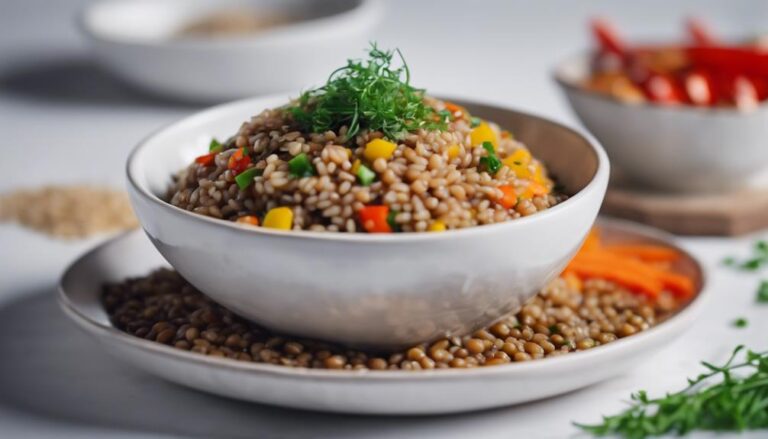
[386,209,400,232]
[723,240,768,271]
[733,317,749,328]
[757,281,768,303]
[234,168,262,190]
[470,116,482,128]
[288,44,444,141]
[356,163,376,186]
[209,138,222,152]
[479,141,502,175]
[288,153,315,178]
[577,345,768,437]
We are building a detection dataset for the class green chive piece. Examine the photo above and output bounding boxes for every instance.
[479,141,502,175]
[733,317,748,328]
[438,109,452,123]
[356,164,376,186]
[288,153,315,178]
[209,138,222,152]
[235,168,262,190]
[757,281,768,303]
[470,116,482,128]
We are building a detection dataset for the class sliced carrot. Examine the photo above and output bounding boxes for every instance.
[605,244,681,262]
[580,229,602,252]
[497,185,518,209]
[565,260,662,297]
[444,102,464,117]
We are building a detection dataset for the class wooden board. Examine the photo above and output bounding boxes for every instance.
[601,184,768,236]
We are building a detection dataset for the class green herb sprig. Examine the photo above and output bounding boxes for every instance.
[723,240,768,271]
[757,281,768,303]
[288,44,445,141]
[576,346,768,438]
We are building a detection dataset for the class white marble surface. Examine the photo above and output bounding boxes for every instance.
[1,0,767,437]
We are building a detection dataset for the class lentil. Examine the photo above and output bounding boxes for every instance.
[103,269,680,371]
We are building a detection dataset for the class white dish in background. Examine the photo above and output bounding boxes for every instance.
[554,53,768,193]
[79,0,383,102]
[125,95,609,348]
[58,220,707,415]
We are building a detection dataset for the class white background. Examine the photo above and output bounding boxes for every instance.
[1,0,767,437]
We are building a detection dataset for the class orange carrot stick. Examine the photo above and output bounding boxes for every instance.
[565,260,663,297]
[605,244,681,262]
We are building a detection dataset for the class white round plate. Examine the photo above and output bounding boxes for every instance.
[58,219,707,415]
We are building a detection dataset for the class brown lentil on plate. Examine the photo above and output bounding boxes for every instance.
[103,269,680,371]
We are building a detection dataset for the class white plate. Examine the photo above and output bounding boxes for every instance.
[58,220,708,415]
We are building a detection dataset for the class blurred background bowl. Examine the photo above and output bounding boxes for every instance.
[79,0,383,102]
[126,95,609,348]
[555,53,768,193]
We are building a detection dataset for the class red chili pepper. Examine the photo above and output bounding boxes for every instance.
[591,18,626,59]
[687,46,768,77]
[359,205,392,233]
[195,152,216,166]
[686,18,718,46]
[227,148,251,175]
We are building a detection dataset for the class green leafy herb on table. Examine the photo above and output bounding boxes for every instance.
[723,240,768,271]
[576,346,768,438]
[288,44,445,141]
[757,280,768,303]
[732,317,749,328]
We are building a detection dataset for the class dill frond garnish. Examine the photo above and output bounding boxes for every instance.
[576,345,768,438]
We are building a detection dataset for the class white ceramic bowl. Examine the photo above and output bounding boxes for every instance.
[554,53,768,193]
[79,0,383,102]
[58,219,707,414]
[126,95,609,348]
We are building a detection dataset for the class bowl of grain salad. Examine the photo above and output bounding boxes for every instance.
[127,46,609,347]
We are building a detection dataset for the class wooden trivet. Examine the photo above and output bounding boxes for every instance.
[601,185,768,236]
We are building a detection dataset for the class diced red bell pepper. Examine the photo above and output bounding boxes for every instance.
[227,148,251,175]
[195,152,216,167]
[359,205,392,233]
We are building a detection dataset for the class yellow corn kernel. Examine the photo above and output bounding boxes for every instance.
[532,162,552,187]
[351,159,361,175]
[263,207,293,230]
[469,122,498,148]
[503,148,532,178]
[428,220,447,232]
[364,138,397,161]
[521,181,549,200]
[446,144,461,160]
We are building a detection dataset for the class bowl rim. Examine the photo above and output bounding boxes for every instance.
[57,218,708,381]
[78,0,383,48]
[552,51,768,116]
[126,93,610,244]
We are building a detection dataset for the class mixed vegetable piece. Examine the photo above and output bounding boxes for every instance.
[564,229,694,300]
[586,18,768,110]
